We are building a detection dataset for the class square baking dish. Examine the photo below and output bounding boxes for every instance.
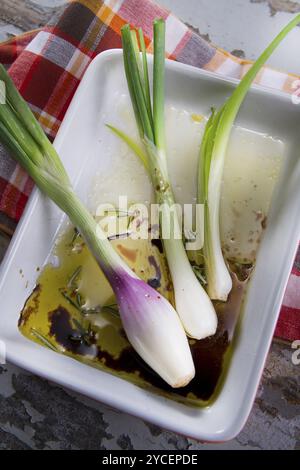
[0,50,299,441]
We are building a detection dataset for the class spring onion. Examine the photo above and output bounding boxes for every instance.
[0,65,195,388]
[199,14,300,301]
[112,20,218,340]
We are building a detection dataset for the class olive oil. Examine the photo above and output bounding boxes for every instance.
[19,226,248,405]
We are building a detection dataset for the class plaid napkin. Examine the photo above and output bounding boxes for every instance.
[0,0,299,341]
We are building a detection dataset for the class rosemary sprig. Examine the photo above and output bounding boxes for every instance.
[80,306,102,315]
[101,304,120,317]
[31,328,58,352]
[103,208,136,217]
[67,265,82,289]
[69,227,80,246]
[107,232,131,241]
[71,318,95,346]
[59,288,83,312]
[192,265,207,286]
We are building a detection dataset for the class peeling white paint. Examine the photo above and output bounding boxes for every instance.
[159,0,300,74]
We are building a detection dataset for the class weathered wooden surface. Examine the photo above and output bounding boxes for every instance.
[0,0,299,451]
[0,0,66,41]
[0,339,298,450]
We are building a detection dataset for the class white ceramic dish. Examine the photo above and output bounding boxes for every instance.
[0,50,299,442]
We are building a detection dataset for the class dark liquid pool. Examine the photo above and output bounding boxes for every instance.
[19,228,250,406]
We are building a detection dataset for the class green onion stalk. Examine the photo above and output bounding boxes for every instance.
[0,65,196,388]
[198,14,300,301]
[114,20,218,340]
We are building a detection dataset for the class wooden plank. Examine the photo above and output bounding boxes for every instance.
[0,0,65,32]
